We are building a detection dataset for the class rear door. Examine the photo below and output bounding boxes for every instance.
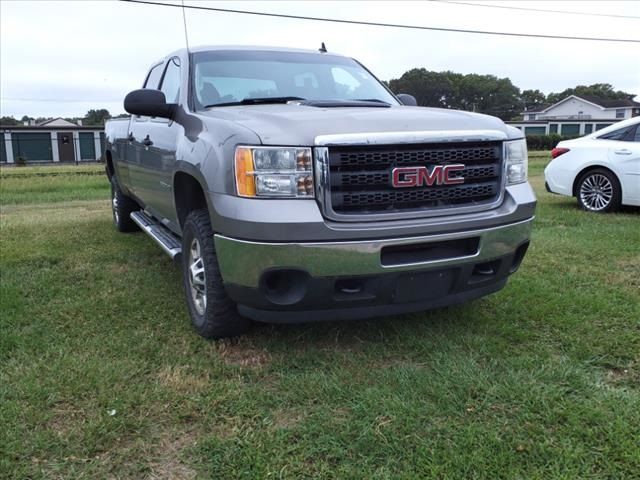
[604,123,640,204]
[129,57,182,222]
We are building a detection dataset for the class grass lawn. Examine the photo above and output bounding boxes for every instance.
[1,154,638,479]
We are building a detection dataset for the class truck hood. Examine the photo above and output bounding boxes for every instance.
[200,104,517,145]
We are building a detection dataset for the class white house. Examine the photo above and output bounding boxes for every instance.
[522,95,640,121]
[508,94,640,137]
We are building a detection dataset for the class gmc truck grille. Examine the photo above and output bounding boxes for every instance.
[326,141,503,214]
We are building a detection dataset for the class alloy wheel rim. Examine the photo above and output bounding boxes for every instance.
[579,174,613,211]
[112,190,119,223]
[188,238,207,316]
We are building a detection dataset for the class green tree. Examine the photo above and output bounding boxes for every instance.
[0,116,20,126]
[450,74,521,120]
[388,69,521,120]
[546,83,635,104]
[388,69,457,108]
[83,109,111,126]
[521,89,547,111]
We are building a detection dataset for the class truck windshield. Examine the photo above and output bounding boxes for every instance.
[191,50,399,109]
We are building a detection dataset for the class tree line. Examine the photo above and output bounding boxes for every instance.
[387,71,635,120]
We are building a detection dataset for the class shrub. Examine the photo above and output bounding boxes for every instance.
[15,156,27,166]
[525,134,579,151]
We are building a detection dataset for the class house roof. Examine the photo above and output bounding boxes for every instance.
[36,117,79,127]
[578,95,640,108]
[524,105,551,113]
[524,95,640,114]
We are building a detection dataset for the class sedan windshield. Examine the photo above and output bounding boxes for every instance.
[191,50,399,109]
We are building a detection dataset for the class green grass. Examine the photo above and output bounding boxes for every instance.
[0,164,107,205]
[1,157,638,479]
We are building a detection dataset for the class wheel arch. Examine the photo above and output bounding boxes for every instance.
[105,149,115,180]
[173,170,210,230]
[572,165,621,197]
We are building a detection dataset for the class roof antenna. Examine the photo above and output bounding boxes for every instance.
[181,0,190,52]
[319,42,327,53]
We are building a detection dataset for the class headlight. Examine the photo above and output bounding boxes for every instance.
[505,139,528,185]
[235,146,314,198]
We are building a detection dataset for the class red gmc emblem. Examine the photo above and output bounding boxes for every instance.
[391,164,465,188]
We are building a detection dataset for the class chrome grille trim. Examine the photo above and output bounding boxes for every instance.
[313,131,508,222]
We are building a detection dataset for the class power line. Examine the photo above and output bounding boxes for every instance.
[120,0,640,44]
[432,0,640,20]
[2,97,121,103]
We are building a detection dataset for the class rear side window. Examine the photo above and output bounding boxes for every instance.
[144,63,164,89]
[633,126,640,142]
[160,57,181,103]
[599,126,633,141]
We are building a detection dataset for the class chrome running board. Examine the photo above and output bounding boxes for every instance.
[130,211,182,259]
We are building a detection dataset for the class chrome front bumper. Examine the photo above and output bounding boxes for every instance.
[215,218,533,288]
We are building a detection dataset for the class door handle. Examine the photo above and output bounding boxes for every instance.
[127,132,134,143]
[614,149,631,155]
[143,136,153,147]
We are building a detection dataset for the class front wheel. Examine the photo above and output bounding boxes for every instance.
[181,209,250,339]
[576,169,621,213]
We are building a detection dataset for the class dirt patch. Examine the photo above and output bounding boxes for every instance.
[157,366,211,394]
[147,429,199,480]
[373,356,430,371]
[108,263,130,275]
[270,408,306,430]
[607,256,640,292]
[217,340,271,368]
[45,402,86,438]
[604,364,638,387]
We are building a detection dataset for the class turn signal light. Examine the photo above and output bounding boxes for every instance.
[234,146,314,198]
[235,147,256,197]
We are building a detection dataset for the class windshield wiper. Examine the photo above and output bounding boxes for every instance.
[302,99,391,108]
[354,98,391,105]
[205,96,305,108]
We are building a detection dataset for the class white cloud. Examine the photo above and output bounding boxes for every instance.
[1,0,638,117]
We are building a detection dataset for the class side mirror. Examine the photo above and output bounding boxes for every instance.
[397,94,418,106]
[124,89,176,118]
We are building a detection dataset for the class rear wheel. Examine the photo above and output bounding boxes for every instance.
[110,177,139,232]
[181,209,250,339]
[576,169,621,213]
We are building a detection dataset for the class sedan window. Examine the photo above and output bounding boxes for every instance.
[598,126,634,141]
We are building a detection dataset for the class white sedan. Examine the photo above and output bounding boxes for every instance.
[544,117,640,212]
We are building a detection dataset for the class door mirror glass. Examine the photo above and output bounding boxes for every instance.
[124,89,176,119]
[397,93,417,106]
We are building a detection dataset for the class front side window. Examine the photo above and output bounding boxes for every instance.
[192,50,399,108]
[160,57,181,103]
[144,63,164,89]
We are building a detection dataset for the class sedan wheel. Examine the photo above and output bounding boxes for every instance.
[576,169,621,213]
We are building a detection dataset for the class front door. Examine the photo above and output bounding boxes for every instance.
[57,132,75,162]
[129,56,182,223]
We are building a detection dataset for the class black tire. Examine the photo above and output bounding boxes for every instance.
[181,209,250,339]
[110,177,140,232]
[576,168,621,213]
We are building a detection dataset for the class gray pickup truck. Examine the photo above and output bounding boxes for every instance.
[104,46,536,339]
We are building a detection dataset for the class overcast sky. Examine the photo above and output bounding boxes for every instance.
[1,0,639,118]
